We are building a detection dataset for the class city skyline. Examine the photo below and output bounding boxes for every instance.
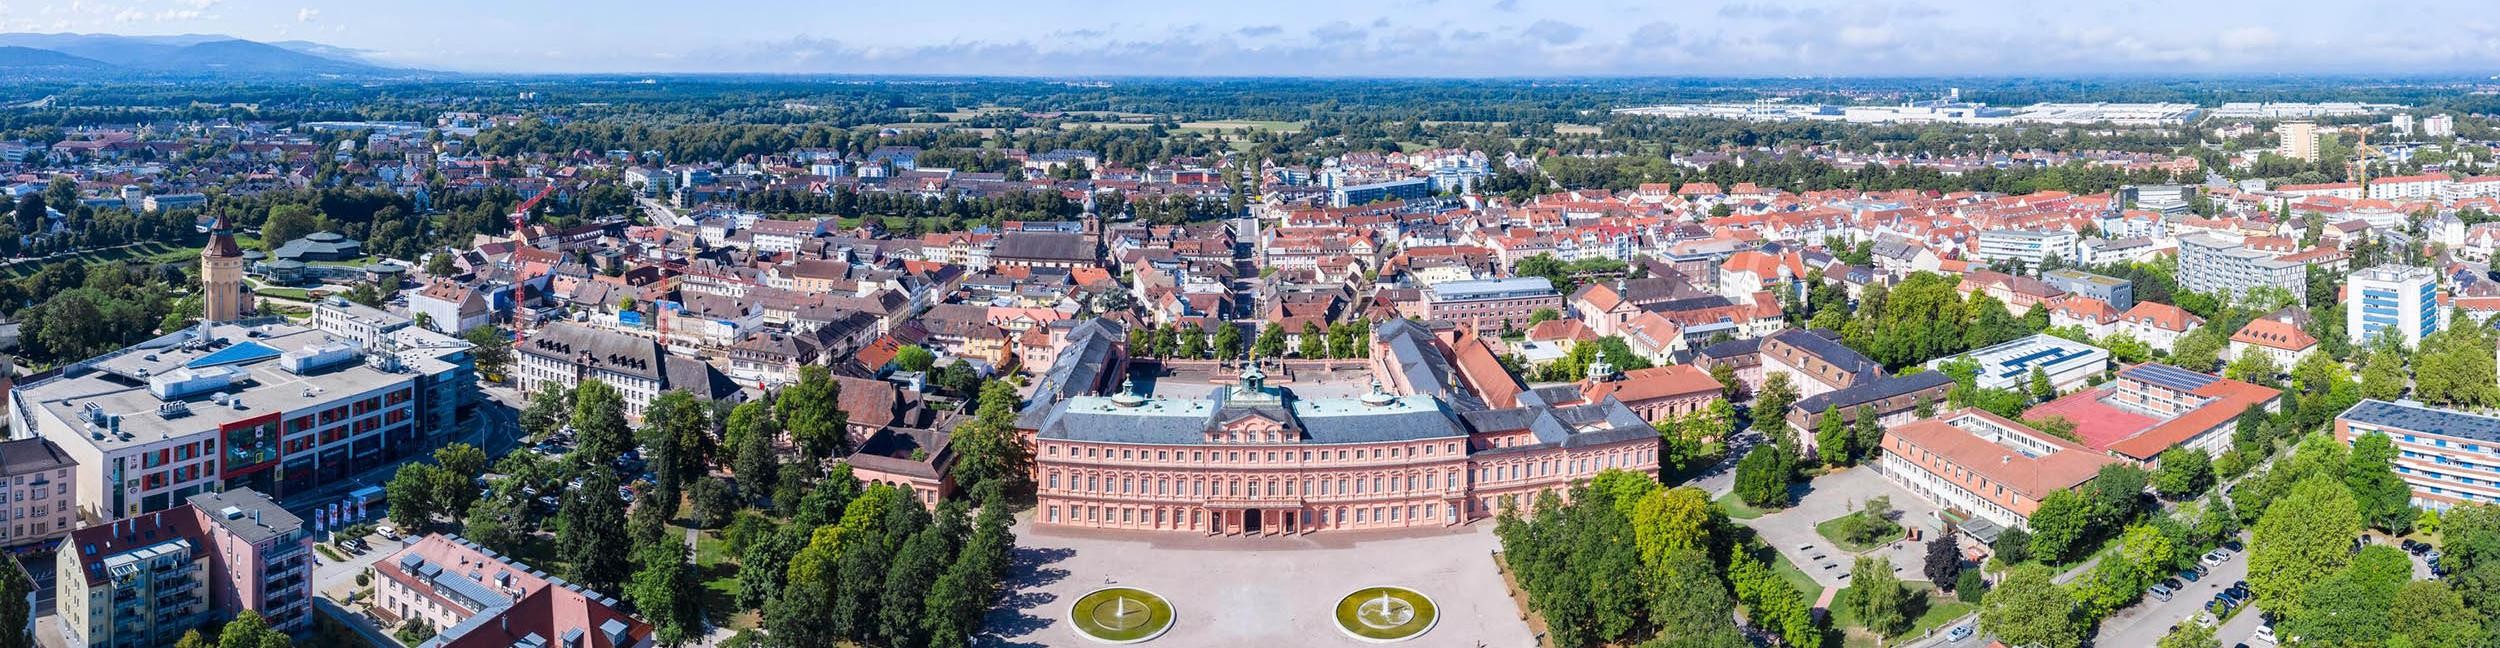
[6,0,2500,76]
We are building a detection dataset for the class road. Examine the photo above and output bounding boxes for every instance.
[2090,537,2252,647]
[638,197,692,227]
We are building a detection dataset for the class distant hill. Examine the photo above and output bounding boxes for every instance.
[0,46,108,70]
[0,33,398,78]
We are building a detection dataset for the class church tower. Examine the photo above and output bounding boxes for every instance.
[201,215,248,322]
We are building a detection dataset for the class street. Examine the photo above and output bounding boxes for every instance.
[2090,537,2252,647]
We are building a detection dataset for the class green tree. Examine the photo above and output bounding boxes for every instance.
[2151,447,2214,500]
[2284,545,2412,647]
[1814,405,1849,466]
[2026,491,2093,563]
[1753,372,1800,436]
[386,462,445,527]
[893,344,937,372]
[2155,620,2215,648]
[217,610,292,648]
[0,553,30,648]
[2225,347,2283,386]
[572,379,633,463]
[1846,556,1912,638]
[1212,321,1244,359]
[559,470,633,594]
[2388,580,2482,648]
[626,540,700,646]
[1733,445,1794,509]
[1299,321,1326,358]
[1978,565,2084,648]
[950,381,1028,494]
[520,386,572,440]
[1253,322,1286,358]
[780,365,850,457]
[723,399,781,493]
[2249,475,2363,618]
[2345,432,2415,533]
[639,390,714,511]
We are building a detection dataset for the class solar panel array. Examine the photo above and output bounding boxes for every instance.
[2122,363,2218,393]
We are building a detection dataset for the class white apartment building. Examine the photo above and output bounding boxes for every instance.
[2426,114,2456,138]
[2368,174,2453,201]
[2176,233,2307,301]
[1974,229,2078,268]
[2277,121,2320,162]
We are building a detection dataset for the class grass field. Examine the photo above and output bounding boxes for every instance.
[1716,493,1767,520]
[675,524,753,631]
[1815,513,1902,553]
[0,240,203,279]
[253,286,312,301]
[1758,545,1826,597]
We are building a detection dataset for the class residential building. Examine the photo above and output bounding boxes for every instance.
[2336,399,2500,509]
[13,320,475,524]
[374,534,654,648]
[1876,409,2118,535]
[2176,233,2306,302]
[2368,174,2453,201]
[2426,114,2456,138]
[1974,229,2078,269]
[2277,121,2320,162]
[0,438,76,551]
[407,279,491,335]
[1421,277,1563,335]
[2347,264,2442,347]
[2118,301,2204,352]
[1756,329,1884,400]
[1330,178,1430,208]
[2229,315,2319,368]
[57,489,312,648]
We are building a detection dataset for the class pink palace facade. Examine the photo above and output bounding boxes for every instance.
[1017,318,1666,536]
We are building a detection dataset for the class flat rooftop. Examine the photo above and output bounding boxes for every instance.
[2341,399,2500,444]
[2026,388,2160,452]
[18,321,430,451]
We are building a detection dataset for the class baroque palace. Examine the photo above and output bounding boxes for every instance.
[1017,318,1664,535]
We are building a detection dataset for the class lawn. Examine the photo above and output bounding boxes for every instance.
[673,524,752,631]
[1755,545,1826,597]
[1827,582,1976,648]
[1715,492,1767,520]
[1815,512,1905,553]
[254,286,312,301]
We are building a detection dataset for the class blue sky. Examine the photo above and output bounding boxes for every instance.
[6,0,2499,76]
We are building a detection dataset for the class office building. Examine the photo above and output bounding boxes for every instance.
[1974,229,2078,268]
[2277,121,2321,162]
[11,320,476,524]
[2348,264,2442,346]
[376,534,653,648]
[57,489,311,648]
[2125,184,2193,216]
[1420,277,1564,335]
[2176,234,2307,302]
[2336,399,2500,509]
[2042,268,2135,310]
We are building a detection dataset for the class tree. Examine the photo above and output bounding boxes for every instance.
[1814,405,1849,466]
[2249,475,2362,618]
[462,487,530,554]
[426,251,459,277]
[626,540,700,646]
[1849,405,1882,463]
[386,462,446,527]
[2026,491,2093,563]
[1298,321,1326,358]
[259,205,319,252]
[520,386,572,440]
[0,553,29,648]
[1956,569,1988,604]
[1991,527,2032,565]
[559,470,632,594]
[1253,322,1286,358]
[780,365,850,458]
[723,399,782,494]
[1753,372,1800,437]
[1710,363,1740,398]
[1733,445,1794,509]
[572,379,633,463]
[2226,346,2283,386]
[1978,565,2084,648]
[1924,535,1963,588]
[950,381,1028,494]
[2388,580,2482,648]
[218,610,291,648]
[10,194,43,236]
[2155,620,2215,648]
[689,476,740,529]
[1212,321,1244,359]
[2345,432,2414,533]
[893,344,937,372]
[2028,366,2056,402]
[2152,447,2215,499]
[639,390,713,511]
[2284,545,2412,647]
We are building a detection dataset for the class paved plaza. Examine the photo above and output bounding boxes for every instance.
[1744,467,1951,588]
[987,519,1535,647]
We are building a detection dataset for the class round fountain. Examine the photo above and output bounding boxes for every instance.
[1067,587,1175,644]
[1331,585,1438,642]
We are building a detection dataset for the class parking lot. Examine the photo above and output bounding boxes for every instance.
[2092,535,2253,648]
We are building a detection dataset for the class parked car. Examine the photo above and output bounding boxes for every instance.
[2223,539,2244,552]
[2149,585,2175,602]
[2201,550,2229,566]
[2163,577,2185,590]
[1947,624,1975,642]
[2255,625,2278,644]
[2180,569,2203,582]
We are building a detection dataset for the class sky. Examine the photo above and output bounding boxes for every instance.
[4,0,2499,76]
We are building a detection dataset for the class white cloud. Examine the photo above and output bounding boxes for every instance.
[297,7,320,22]
[2218,26,2278,50]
